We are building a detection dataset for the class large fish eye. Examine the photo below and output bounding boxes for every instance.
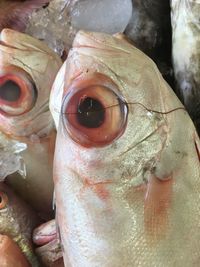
[62,82,128,148]
[0,66,37,116]
[77,96,105,128]
[0,192,8,210]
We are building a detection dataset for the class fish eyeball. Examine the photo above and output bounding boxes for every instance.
[0,192,8,210]
[61,77,128,148]
[0,66,37,116]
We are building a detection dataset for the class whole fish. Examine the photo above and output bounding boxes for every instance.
[0,28,62,217]
[0,0,49,32]
[0,182,41,266]
[171,0,200,134]
[0,235,30,267]
[50,31,200,267]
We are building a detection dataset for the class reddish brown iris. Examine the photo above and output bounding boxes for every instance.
[0,66,37,116]
[62,77,128,148]
[0,192,8,210]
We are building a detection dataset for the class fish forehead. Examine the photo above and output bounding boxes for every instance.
[0,28,61,87]
[64,31,183,112]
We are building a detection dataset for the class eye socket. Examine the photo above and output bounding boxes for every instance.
[0,192,8,210]
[0,67,37,116]
[62,84,128,148]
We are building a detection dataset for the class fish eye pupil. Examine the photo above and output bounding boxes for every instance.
[77,97,105,128]
[0,196,2,203]
[0,80,21,102]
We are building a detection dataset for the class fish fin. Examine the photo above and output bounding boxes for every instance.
[0,0,49,32]
[144,173,173,243]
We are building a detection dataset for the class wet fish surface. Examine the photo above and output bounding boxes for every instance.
[171,0,200,134]
[0,28,62,217]
[0,235,31,267]
[50,31,200,267]
[0,182,41,266]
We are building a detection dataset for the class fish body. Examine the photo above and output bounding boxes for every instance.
[50,31,200,267]
[171,0,200,133]
[0,29,62,216]
[0,182,41,266]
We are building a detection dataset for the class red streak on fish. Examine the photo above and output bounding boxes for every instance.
[82,177,112,201]
[144,174,173,242]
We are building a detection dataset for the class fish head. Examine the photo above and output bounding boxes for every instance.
[50,31,200,266]
[50,31,183,183]
[0,28,62,141]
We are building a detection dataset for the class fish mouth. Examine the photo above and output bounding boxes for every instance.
[33,220,62,265]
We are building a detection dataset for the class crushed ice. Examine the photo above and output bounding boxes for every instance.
[26,0,132,57]
[0,132,27,180]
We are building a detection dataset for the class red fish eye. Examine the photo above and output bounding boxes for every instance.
[0,66,37,116]
[62,85,128,148]
[0,192,8,210]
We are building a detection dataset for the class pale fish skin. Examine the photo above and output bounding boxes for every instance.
[171,0,200,133]
[50,31,200,267]
[0,29,62,217]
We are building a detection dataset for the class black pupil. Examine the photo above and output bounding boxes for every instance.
[77,97,105,128]
[0,196,2,203]
[0,80,21,102]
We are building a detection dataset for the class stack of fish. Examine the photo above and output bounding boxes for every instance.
[0,1,199,267]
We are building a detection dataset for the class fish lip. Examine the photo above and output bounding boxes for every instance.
[33,219,57,246]
[33,232,57,246]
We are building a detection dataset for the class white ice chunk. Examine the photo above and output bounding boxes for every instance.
[71,0,133,34]
[0,132,27,180]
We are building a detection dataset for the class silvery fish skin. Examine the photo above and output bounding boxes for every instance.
[0,182,41,266]
[0,29,62,216]
[50,31,200,267]
[171,0,200,133]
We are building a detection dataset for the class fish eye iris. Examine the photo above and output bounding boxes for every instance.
[0,69,37,116]
[0,80,21,102]
[77,97,105,128]
[0,192,8,209]
[62,83,128,148]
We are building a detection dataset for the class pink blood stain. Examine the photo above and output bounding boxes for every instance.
[82,177,112,201]
[144,174,173,242]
